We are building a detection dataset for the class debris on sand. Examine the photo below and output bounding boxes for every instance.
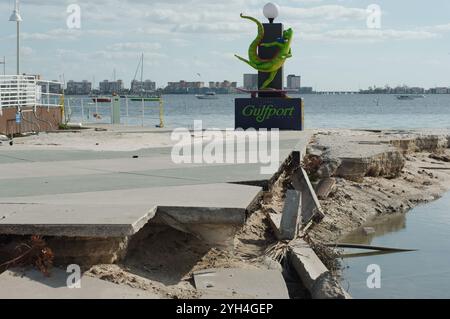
[0,236,54,277]
[86,208,281,299]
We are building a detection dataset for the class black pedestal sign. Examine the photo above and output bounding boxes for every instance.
[235,97,304,130]
[235,21,304,131]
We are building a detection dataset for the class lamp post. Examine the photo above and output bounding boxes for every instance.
[263,2,280,24]
[259,2,283,97]
[9,0,23,75]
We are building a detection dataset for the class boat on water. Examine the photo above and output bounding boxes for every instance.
[128,96,161,102]
[126,53,160,102]
[91,96,111,103]
[196,92,218,100]
[396,94,426,100]
[396,95,415,100]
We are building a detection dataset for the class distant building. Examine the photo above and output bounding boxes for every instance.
[360,85,430,95]
[164,80,237,94]
[243,74,258,90]
[164,81,205,94]
[42,81,63,94]
[66,80,92,95]
[410,87,425,94]
[99,80,124,94]
[131,80,156,93]
[299,87,313,94]
[209,81,237,89]
[287,75,301,90]
[434,87,449,94]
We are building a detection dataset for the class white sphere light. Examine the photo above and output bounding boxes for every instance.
[263,2,280,22]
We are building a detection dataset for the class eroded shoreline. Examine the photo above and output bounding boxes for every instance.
[304,129,450,244]
[1,127,450,299]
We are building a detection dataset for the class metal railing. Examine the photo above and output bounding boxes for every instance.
[65,96,164,128]
[0,75,36,112]
[1,75,164,129]
[0,75,64,137]
[0,75,63,114]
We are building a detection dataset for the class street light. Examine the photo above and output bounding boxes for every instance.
[9,0,23,75]
[263,2,280,24]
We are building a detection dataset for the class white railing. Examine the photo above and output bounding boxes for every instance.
[0,75,36,111]
[64,96,164,127]
[0,75,63,116]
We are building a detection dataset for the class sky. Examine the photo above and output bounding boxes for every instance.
[0,0,449,91]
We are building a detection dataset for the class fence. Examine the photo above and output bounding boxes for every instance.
[1,75,165,136]
[0,75,64,136]
[64,96,164,128]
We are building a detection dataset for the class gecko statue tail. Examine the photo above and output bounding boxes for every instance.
[238,13,265,66]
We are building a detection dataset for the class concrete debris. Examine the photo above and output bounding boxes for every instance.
[193,268,290,299]
[279,190,301,240]
[0,268,159,299]
[316,178,336,200]
[291,168,325,224]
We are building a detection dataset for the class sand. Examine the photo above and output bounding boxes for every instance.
[85,209,281,299]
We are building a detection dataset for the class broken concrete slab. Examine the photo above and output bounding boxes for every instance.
[0,183,262,237]
[289,239,349,299]
[279,190,301,240]
[0,268,159,299]
[316,178,336,200]
[291,168,325,224]
[289,239,328,291]
[267,212,282,240]
[266,191,302,241]
[306,130,450,182]
[194,268,289,299]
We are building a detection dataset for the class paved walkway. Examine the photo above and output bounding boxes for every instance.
[0,269,159,299]
[0,129,312,237]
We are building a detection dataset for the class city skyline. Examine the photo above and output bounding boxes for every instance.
[56,76,450,95]
[1,0,450,90]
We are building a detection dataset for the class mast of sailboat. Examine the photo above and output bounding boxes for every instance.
[140,53,144,85]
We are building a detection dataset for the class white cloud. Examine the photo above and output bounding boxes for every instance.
[302,29,439,42]
[283,5,368,21]
[107,42,162,51]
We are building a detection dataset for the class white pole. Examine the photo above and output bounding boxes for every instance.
[46,82,50,108]
[111,100,113,124]
[81,98,84,123]
[125,97,129,125]
[9,0,22,75]
[68,98,71,122]
[141,98,144,127]
[16,21,20,75]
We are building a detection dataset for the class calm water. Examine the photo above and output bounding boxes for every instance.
[340,192,450,299]
[67,94,450,129]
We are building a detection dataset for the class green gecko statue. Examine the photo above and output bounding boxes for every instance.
[235,13,293,90]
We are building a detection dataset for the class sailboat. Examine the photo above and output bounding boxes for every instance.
[127,53,160,101]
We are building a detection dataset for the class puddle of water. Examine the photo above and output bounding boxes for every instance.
[340,192,450,299]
